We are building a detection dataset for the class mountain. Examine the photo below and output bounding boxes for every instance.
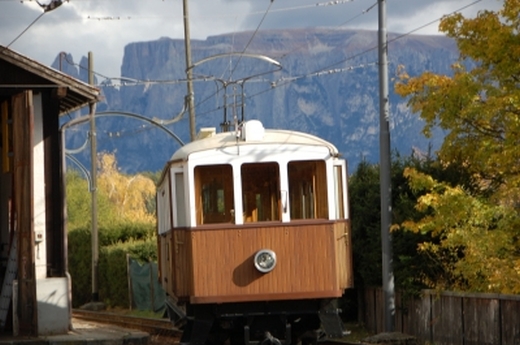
[54,28,458,174]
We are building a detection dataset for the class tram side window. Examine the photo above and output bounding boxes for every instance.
[288,160,328,220]
[195,164,234,225]
[241,162,280,222]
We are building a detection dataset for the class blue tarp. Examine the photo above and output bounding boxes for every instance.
[128,258,166,313]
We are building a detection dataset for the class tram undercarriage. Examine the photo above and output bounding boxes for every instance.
[166,298,347,345]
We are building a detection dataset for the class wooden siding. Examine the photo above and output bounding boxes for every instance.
[431,294,464,345]
[158,233,170,296]
[333,221,353,290]
[363,287,520,345]
[173,229,192,297]
[165,221,352,303]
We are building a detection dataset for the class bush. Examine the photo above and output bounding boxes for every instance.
[68,222,157,308]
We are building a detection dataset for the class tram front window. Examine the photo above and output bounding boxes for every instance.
[288,160,328,219]
[195,164,234,225]
[241,162,280,223]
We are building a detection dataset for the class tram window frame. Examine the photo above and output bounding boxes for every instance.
[333,164,345,219]
[288,160,328,220]
[241,162,281,223]
[194,164,234,225]
[174,171,186,227]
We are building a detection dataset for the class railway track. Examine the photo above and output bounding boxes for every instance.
[71,310,361,345]
[72,309,181,338]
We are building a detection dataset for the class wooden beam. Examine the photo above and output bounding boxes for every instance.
[12,91,38,336]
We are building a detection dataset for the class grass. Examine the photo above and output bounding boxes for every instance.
[340,322,373,343]
[106,307,165,319]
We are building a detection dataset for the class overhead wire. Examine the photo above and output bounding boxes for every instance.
[94,0,477,141]
[193,0,364,112]
[100,0,486,125]
[27,0,487,128]
[227,0,275,81]
[5,12,45,48]
[244,0,485,101]
[387,0,483,44]
[107,0,478,123]
[3,0,66,48]
[274,1,374,60]
[189,0,277,120]
[57,53,215,87]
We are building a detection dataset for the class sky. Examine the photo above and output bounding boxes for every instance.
[0,0,504,82]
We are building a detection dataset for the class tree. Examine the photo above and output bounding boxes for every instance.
[396,0,520,201]
[97,152,156,223]
[65,153,159,307]
[66,153,157,228]
[65,169,117,230]
[394,0,520,293]
[401,168,520,294]
[350,155,446,295]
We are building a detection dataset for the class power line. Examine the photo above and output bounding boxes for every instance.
[244,0,486,101]
[5,12,44,48]
[387,0,483,43]
[58,53,213,87]
[338,1,377,28]
[81,0,354,22]
[227,0,275,81]
[4,0,65,48]
[37,0,486,123]
[90,0,479,125]
[82,0,483,119]
[274,1,376,60]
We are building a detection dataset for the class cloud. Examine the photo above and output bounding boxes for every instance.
[0,0,504,79]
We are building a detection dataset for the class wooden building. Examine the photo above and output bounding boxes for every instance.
[0,46,99,336]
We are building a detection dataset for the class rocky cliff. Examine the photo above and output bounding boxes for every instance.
[55,28,458,173]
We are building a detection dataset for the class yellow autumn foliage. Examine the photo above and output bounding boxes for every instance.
[401,168,520,294]
[394,1,520,293]
[97,152,156,223]
[396,0,520,194]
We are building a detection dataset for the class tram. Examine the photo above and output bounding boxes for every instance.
[156,119,353,345]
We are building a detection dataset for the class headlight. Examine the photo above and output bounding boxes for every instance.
[254,249,277,273]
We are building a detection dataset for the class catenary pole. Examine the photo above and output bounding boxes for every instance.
[378,0,395,331]
[183,0,196,141]
[88,52,99,302]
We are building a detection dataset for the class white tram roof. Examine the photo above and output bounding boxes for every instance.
[168,120,340,163]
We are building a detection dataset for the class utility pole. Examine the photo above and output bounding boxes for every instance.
[88,52,99,303]
[183,0,196,141]
[378,0,395,332]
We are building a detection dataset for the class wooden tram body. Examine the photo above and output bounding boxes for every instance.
[157,120,353,345]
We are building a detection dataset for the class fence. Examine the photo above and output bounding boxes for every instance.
[361,287,520,345]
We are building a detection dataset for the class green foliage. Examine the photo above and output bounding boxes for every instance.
[65,170,91,229]
[350,155,431,294]
[350,154,475,295]
[99,237,159,308]
[68,223,158,308]
[350,160,383,287]
[66,153,159,308]
[401,169,520,293]
[99,222,155,246]
[393,0,520,293]
[395,0,520,198]
[67,226,92,307]
[65,169,122,230]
